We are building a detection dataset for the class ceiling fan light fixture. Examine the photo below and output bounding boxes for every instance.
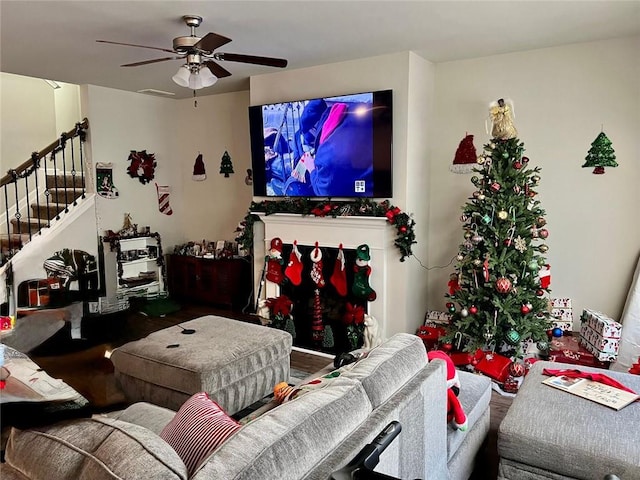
[199,66,218,87]
[172,65,191,87]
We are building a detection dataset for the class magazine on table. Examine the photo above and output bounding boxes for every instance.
[0,346,82,404]
[543,375,639,411]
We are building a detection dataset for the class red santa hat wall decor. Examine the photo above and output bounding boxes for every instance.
[450,134,477,174]
[192,153,206,181]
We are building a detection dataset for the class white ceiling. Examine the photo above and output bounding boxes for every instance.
[2,1,639,100]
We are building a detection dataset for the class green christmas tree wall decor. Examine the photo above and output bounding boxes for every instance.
[445,99,551,355]
[219,150,234,177]
[582,131,617,174]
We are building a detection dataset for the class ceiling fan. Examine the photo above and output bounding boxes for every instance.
[97,15,288,89]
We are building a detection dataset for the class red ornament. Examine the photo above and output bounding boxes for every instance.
[441,343,453,352]
[536,289,545,296]
[504,238,513,247]
[399,225,407,233]
[469,305,478,315]
[490,182,501,193]
[513,161,523,170]
[508,362,526,378]
[446,302,454,309]
[520,304,531,314]
[495,277,512,294]
[522,156,530,164]
[539,229,549,239]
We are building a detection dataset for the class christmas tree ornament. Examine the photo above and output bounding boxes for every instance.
[514,236,527,253]
[490,182,501,193]
[513,184,522,194]
[481,214,492,224]
[284,241,303,286]
[520,304,531,314]
[504,238,513,247]
[497,210,508,220]
[309,242,325,288]
[538,264,551,289]
[539,229,549,239]
[192,153,206,181]
[538,244,549,253]
[531,175,541,185]
[513,160,523,170]
[536,340,549,352]
[531,227,539,238]
[482,257,491,282]
[528,260,540,272]
[448,273,461,295]
[471,233,484,244]
[508,362,525,378]
[352,244,376,301]
[471,176,480,185]
[537,217,547,227]
[155,183,173,215]
[460,307,469,317]
[536,289,545,297]
[447,303,456,314]
[96,162,119,199]
[552,327,563,338]
[582,131,618,174]
[464,231,473,239]
[265,237,285,284]
[483,328,495,342]
[330,243,348,296]
[477,193,486,201]
[219,150,234,177]
[456,254,465,261]
[477,155,485,165]
[505,329,521,345]
[460,214,469,222]
[450,134,478,173]
[473,259,482,267]
[472,191,481,198]
[469,305,478,315]
[495,277,512,294]
[522,156,530,164]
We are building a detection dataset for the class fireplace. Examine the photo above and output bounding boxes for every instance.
[253,213,393,355]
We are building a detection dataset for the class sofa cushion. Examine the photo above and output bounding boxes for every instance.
[446,369,492,461]
[339,333,427,407]
[192,376,372,480]
[5,417,187,480]
[161,392,242,476]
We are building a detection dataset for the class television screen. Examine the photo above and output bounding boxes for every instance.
[249,89,392,198]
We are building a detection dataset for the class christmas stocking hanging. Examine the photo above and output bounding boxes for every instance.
[310,243,325,288]
[96,162,119,199]
[265,237,285,284]
[285,241,303,286]
[352,244,377,301]
[311,289,324,344]
[155,183,173,215]
[330,243,348,296]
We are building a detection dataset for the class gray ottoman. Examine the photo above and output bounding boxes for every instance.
[498,361,640,480]
[110,315,292,415]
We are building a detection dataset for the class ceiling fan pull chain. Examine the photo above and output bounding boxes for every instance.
[193,89,198,108]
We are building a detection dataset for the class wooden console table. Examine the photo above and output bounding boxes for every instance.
[166,255,252,310]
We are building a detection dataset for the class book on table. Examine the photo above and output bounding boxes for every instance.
[542,375,639,411]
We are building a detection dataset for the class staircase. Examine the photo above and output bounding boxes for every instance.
[0,119,89,267]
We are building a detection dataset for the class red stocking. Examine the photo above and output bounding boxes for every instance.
[330,244,348,296]
[285,241,303,286]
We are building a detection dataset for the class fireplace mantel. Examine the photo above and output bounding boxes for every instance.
[252,212,394,344]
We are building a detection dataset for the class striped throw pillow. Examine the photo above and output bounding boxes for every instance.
[160,392,242,476]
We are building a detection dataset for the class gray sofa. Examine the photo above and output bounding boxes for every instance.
[2,333,492,480]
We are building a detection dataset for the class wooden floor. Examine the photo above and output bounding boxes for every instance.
[27,302,512,478]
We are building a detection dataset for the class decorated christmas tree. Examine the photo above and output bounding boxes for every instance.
[445,99,551,355]
[582,131,617,174]
[219,150,234,177]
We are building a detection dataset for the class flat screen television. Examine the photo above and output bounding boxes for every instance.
[248,89,392,198]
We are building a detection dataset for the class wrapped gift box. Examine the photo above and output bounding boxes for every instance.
[580,309,622,338]
[579,324,620,354]
[417,325,446,350]
[549,334,610,368]
[552,320,573,332]
[424,310,452,326]
[551,308,573,322]
[551,298,572,308]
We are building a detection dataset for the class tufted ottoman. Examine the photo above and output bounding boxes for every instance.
[110,315,292,415]
[498,361,640,480]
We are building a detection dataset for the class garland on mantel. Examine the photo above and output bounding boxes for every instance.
[234,199,417,262]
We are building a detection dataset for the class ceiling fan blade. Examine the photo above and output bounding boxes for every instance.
[194,32,233,52]
[203,61,232,78]
[215,52,288,68]
[121,57,180,67]
[97,39,176,54]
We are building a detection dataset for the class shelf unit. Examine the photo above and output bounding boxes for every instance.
[117,236,164,297]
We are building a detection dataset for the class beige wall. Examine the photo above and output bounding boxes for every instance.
[427,36,640,324]
[249,52,433,336]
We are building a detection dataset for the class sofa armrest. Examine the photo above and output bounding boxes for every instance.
[106,401,176,436]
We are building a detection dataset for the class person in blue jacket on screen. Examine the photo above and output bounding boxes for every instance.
[291,99,373,197]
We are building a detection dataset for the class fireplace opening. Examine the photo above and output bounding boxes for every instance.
[277,243,369,355]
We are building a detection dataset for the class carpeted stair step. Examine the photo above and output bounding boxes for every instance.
[10,217,51,235]
[30,202,67,219]
[47,187,84,204]
[46,173,85,189]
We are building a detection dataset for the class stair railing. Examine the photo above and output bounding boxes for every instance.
[0,118,89,266]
